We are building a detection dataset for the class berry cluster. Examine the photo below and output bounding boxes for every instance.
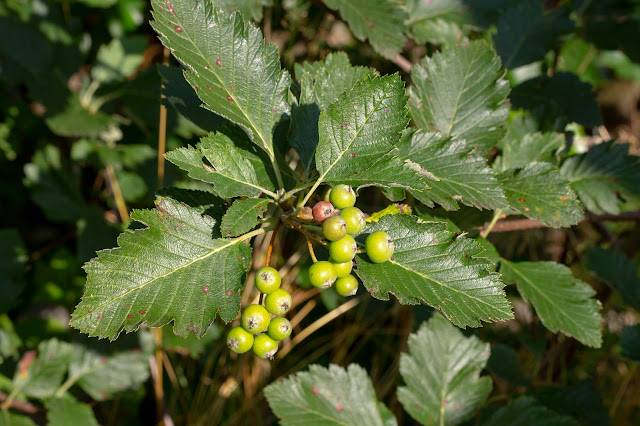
[226,267,292,359]
[310,185,395,296]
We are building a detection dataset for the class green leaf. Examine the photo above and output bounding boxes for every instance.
[69,345,150,400]
[315,75,423,190]
[497,162,583,228]
[405,0,472,46]
[91,36,146,84]
[44,94,116,138]
[494,2,573,69]
[264,364,397,426]
[495,131,564,172]
[510,72,602,131]
[585,247,640,310]
[531,380,610,426]
[166,131,278,198]
[480,397,579,426]
[501,260,602,347]
[0,315,22,365]
[409,41,510,155]
[355,215,513,328]
[70,194,252,340]
[560,141,640,215]
[12,339,73,399]
[214,0,272,21]
[163,323,222,358]
[0,412,36,426]
[0,229,27,313]
[398,129,508,211]
[325,0,407,59]
[398,315,492,426]
[620,324,640,363]
[45,397,98,426]
[220,198,269,237]
[487,343,529,386]
[291,52,376,172]
[150,0,291,159]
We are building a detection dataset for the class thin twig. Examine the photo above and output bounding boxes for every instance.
[0,391,39,414]
[105,165,129,222]
[393,54,413,73]
[476,211,640,234]
[265,221,282,267]
[306,237,318,263]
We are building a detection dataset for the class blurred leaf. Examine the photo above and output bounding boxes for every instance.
[495,132,564,172]
[91,36,146,84]
[0,229,27,313]
[0,315,22,364]
[409,41,510,155]
[315,75,424,190]
[398,129,508,211]
[220,198,270,237]
[494,2,573,69]
[163,323,222,358]
[214,0,273,21]
[585,247,640,310]
[510,72,602,131]
[70,194,252,340]
[480,397,578,426]
[291,52,376,172]
[405,0,472,46]
[45,397,98,426]
[532,380,610,426]
[0,16,52,80]
[45,94,117,138]
[497,162,583,227]
[12,339,73,399]
[264,364,397,426]
[558,39,603,87]
[582,0,640,63]
[487,343,529,386]
[599,51,640,82]
[501,260,602,347]
[355,215,513,328]
[0,412,36,426]
[115,170,147,202]
[560,141,640,215]
[325,0,407,59]
[76,206,120,262]
[620,324,640,363]
[23,145,85,222]
[398,315,492,426]
[151,0,291,159]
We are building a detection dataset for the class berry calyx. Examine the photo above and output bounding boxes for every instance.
[264,288,292,315]
[332,260,353,278]
[322,215,348,242]
[312,201,335,223]
[329,235,357,263]
[335,275,359,297]
[268,317,292,341]
[365,231,394,263]
[329,185,356,209]
[253,333,278,359]
[255,266,281,294]
[227,326,254,354]
[308,261,337,288]
[341,206,366,235]
[241,304,271,335]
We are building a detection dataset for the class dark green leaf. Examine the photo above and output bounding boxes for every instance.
[409,41,510,155]
[532,380,610,426]
[405,0,473,46]
[220,198,270,237]
[214,0,272,21]
[0,229,27,313]
[151,0,290,159]
[501,260,602,347]
[582,0,640,63]
[487,343,529,386]
[76,206,121,262]
[585,247,640,310]
[620,324,640,363]
[480,397,579,426]
[495,132,564,172]
[264,364,397,426]
[355,215,513,328]
[91,36,146,84]
[497,162,583,228]
[494,2,573,69]
[560,141,640,215]
[12,339,72,399]
[163,323,222,358]
[290,52,376,172]
[0,315,22,364]
[398,315,492,426]
[398,129,508,211]
[325,0,407,59]
[70,195,252,340]
[45,397,98,426]
[44,94,116,138]
[510,72,602,131]
[0,412,36,426]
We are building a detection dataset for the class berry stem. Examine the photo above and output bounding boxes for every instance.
[306,237,318,263]
[265,220,282,267]
[480,208,503,238]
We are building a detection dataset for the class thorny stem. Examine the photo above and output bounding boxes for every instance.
[480,208,503,238]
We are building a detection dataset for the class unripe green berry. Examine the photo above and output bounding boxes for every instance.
[268,317,292,341]
[332,260,353,278]
[241,304,271,335]
[329,235,357,263]
[335,275,359,297]
[255,266,281,294]
[341,207,366,235]
[329,184,356,209]
[365,231,394,263]
[308,261,337,289]
[253,333,278,359]
[227,326,254,354]
[322,215,347,242]
[264,288,292,315]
